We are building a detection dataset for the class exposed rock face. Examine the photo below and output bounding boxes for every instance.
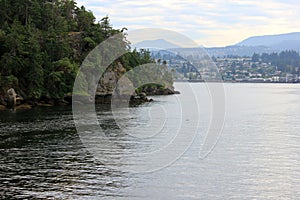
[6,88,24,108]
[97,71,117,95]
[97,62,128,95]
[115,75,136,96]
[95,65,119,104]
[0,63,177,108]
[95,62,137,104]
[7,88,17,108]
[94,62,178,104]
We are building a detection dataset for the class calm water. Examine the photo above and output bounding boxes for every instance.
[0,83,299,199]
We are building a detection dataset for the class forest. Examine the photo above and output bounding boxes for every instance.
[0,0,159,105]
[252,50,300,73]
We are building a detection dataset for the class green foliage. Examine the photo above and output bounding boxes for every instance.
[0,75,19,96]
[5,75,19,87]
[72,71,89,96]
[116,48,175,94]
[120,49,155,71]
[252,50,300,74]
[136,83,164,94]
[0,0,133,100]
[44,58,77,98]
[0,0,161,101]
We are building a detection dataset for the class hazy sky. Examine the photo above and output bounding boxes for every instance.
[76,0,300,47]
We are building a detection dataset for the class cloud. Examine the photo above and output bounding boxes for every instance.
[76,0,300,47]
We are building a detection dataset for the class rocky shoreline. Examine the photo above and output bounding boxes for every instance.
[0,60,180,110]
[0,87,179,110]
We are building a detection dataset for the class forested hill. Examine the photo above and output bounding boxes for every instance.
[0,0,156,106]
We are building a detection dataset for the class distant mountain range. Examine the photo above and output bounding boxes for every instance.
[132,32,300,57]
[132,39,181,50]
[237,32,300,47]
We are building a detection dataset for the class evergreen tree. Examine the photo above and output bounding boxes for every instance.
[0,0,159,102]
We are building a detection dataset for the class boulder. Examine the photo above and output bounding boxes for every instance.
[97,71,117,95]
[139,92,147,100]
[116,76,136,96]
[16,104,32,110]
[7,88,17,108]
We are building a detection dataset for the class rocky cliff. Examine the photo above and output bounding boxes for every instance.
[0,61,178,109]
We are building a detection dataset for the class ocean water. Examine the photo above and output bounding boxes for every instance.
[0,83,299,199]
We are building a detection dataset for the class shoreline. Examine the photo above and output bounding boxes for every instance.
[0,93,157,111]
[175,80,300,84]
[1,81,298,111]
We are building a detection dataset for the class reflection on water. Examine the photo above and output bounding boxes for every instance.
[0,83,299,199]
[0,107,131,199]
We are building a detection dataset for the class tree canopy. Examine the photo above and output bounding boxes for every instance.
[0,0,156,101]
[252,50,300,74]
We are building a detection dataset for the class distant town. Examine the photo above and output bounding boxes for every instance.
[152,50,300,83]
[214,55,299,83]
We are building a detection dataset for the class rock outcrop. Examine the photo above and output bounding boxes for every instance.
[95,62,144,104]
[140,85,180,95]
[0,62,178,109]
[6,88,24,108]
[7,88,17,108]
[94,62,178,104]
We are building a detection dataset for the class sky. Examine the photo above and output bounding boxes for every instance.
[76,0,300,47]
